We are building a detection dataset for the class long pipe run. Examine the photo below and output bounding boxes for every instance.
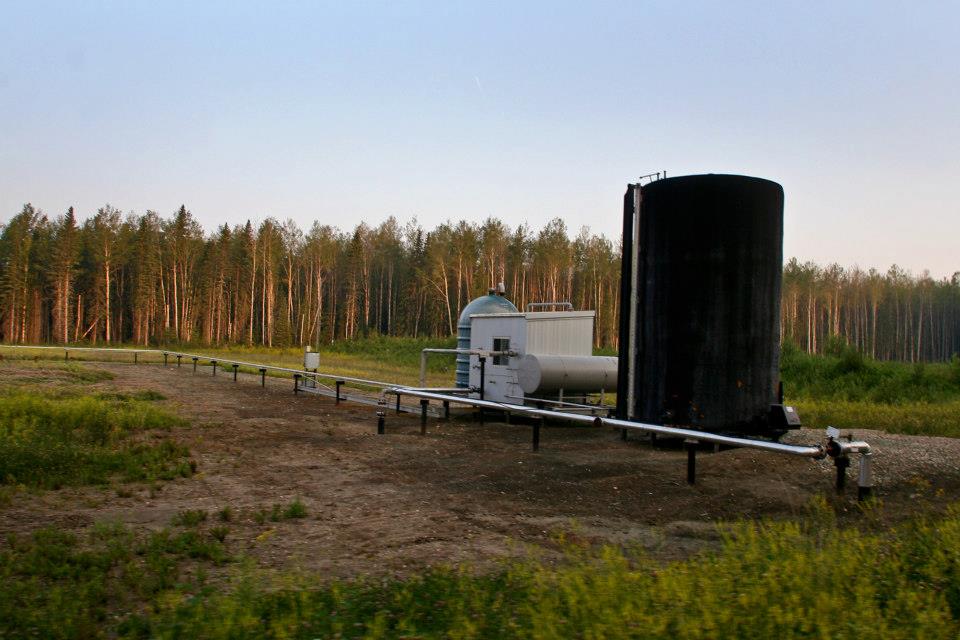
[387,387,827,459]
[1,345,874,497]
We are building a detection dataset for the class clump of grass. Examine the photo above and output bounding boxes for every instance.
[210,526,229,543]
[0,391,189,488]
[217,506,233,522]
[282,498,307,520]
[253,499,308,524]
[172,509,208,527]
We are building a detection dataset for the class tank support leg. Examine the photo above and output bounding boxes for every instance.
[835,455,850,494]
[858,452,873,501]
[259,369,266,387]
[377,411,385,434]
[335,381,343,404]
[443,400,450,420]
[479,357,486,401]
[395,392,401,414]
[177,355,182,368]
[293,374,301,394]
[232,364,238,381]
[620,428,628,441]
[163,353,168,367]
[420,399,429,435]
[686,439,697,485]
[212,360,217,376]
[192,357,198,373]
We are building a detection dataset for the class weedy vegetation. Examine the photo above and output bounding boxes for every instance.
[781,341,960,437]
[0,391,191,488]
[1,501,959,638]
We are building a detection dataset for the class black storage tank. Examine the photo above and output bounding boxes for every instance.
[616,174,785,434]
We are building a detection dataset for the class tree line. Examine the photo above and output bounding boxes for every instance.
[1,203,957,361]
[782,259,960,362]
[0,204,620,348]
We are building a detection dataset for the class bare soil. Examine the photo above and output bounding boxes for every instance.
[3,361,960,578]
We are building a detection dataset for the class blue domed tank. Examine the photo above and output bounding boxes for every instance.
[455,292,519,388]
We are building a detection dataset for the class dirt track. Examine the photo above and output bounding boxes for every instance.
[3,361,960,578]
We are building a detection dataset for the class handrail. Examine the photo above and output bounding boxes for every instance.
[525,302,574,312]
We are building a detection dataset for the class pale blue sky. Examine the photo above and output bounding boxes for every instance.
[1,1,958,276]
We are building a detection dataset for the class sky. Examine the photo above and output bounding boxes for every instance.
[1,1,958,277]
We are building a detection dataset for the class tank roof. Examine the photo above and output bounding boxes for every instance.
[457,294,519,328]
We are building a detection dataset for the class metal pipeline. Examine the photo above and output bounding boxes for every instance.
[386,387,827,459]
[385,387,884,498]
[0,345,875,498]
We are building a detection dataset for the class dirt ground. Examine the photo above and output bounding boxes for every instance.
[3,361,960,578]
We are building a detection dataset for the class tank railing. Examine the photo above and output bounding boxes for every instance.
[419,348,516,387]
[525,302,574,312]
[380,386,874,499]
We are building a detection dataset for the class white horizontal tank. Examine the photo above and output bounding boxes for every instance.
[517,354,618,394]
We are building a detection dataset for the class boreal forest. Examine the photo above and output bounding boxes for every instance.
[1,203,958,361]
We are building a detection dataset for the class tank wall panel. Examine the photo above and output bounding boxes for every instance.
[525,312,594,356]
[629,174,783,433]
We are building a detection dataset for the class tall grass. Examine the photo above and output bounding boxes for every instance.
[781,341,960,403]
[3,502,958,638]
[0,392,190,488]
[781,343,960,436]
[796,398,960,438]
